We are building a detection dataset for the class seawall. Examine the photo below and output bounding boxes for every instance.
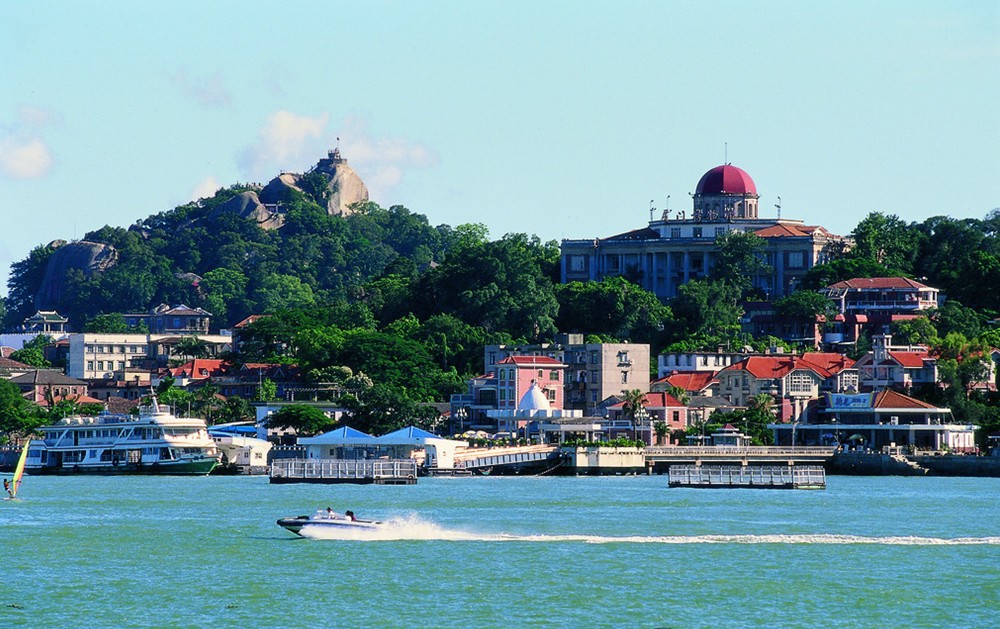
[829,452,1000,477]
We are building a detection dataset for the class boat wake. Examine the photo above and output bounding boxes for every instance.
[297,515,1000,545]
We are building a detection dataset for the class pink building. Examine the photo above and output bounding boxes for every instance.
[495,356,566,410]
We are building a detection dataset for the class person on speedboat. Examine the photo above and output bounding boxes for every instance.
[345,510,356,521]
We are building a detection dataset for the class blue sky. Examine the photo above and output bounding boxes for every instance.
[1,1,997,293]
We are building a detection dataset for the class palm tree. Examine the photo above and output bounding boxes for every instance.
[653,421,669,446]
[666,385,691,405]
[620,388,647,443]
[749,393,775,415]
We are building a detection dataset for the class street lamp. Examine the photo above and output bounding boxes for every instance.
[635,406,649,445]
[454,407,468,435]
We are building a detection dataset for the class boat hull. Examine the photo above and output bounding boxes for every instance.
[277,515,383,536]
[29,458,219,476]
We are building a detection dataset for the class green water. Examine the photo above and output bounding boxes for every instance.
[1,475,998,628]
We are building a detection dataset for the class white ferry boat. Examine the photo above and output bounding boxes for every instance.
[25,400,221,475]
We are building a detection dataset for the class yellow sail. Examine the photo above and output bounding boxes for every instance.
[10,439,30,499]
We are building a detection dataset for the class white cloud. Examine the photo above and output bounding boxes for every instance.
[0,136,54,179]
[338,117,438,202]
[239,110,329,179]
[191,176,222,201]
[173,69,233,108]
[0,105,59,179]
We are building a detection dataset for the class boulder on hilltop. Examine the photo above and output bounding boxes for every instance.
[34,241,118,311]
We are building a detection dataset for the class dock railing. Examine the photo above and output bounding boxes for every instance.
[668,464,826,489]
[270,458,417,482]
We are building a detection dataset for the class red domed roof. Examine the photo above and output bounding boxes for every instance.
[695,164,757,196]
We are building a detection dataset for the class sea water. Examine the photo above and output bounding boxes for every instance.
[1,475,997,628]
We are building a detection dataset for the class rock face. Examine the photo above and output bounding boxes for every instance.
[209,191,285,230]
[35,241,118,310]
[209,150,368,228]
[310,148,369,216]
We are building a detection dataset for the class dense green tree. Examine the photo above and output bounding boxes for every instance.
[851,212,921,272]
[670,279,743,342]
[773,290,837,319]
[267,404,334,436]
[891,317,939,346]
[554,277,674,346]
[711,231,771,299]
[0,380,42,440]
[338,383,439,435]
[84,313,148,333]
[416,232,560,339]
[10,335,52,368]
[5,244,55,328]
[932,301,984,340]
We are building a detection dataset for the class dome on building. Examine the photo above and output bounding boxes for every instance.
[695,164,757,196]
[517,382,551,412]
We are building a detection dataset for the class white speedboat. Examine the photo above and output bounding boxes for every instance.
[277,509,383,535]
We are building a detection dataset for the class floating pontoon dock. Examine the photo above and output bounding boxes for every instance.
[668,464,826,490]
[270,459,418,484]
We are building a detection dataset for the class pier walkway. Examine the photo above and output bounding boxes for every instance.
[645,446,836,472]
[452,444,561,474]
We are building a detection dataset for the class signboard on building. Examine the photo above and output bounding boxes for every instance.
[827,393,873,409]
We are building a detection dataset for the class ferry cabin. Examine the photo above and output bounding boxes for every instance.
[26,405,220,474]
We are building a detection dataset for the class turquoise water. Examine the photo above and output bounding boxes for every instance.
[1,475,998,628]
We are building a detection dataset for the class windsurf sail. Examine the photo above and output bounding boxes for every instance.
[10,439,30,499]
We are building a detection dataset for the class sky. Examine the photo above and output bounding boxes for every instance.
[1,1,998,294]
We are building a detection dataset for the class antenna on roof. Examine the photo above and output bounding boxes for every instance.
[775,196,782,220]
[725,142,728,165]
[649,200,655,222]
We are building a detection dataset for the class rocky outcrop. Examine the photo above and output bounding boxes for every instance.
[258,173,303,205]
[209,191,285,230]
[310,149,369,216]
[34,241,118,310]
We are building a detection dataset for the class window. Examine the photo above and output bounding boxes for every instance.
[538,370,543,379]
[790,372,813,393]
[570,255,586,272]
[590,370,599,383]
[672,411,680,423]
[621,371,628,384]
[87,361,94,370]
[118,361,125,370]
[693,227,703,238]
[545,388,556,401]
[550,370,559,381]
[788,251,805,269]
[670,228,681,239]
[97,361,105,370]
[86,345,95,354]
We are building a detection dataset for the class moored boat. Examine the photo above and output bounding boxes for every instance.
[26,400,220,475]
[277,509,384,535]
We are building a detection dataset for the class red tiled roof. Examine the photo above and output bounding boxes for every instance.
[658,371,717,392]
[497,355,566,367]
[609,392,687,409]
[826,277,932,290]
[724,355,841,379]
[755,224,813,238]
[798,353,855,374]
[45,393,103,407]
[888,351,931,368]
[872,389,938,409]
[169,359,227,379]
[0,356,34,370]
[234,314,268,328]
